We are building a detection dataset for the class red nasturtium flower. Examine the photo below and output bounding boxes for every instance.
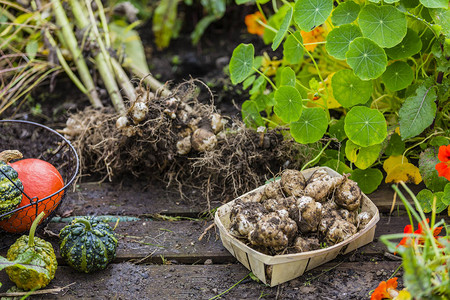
[396,218,443,249]
[245,12,266,36]
[435,145,450,181]
[371,277,399,300]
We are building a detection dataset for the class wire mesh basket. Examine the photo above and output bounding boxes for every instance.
[0,120,79,234]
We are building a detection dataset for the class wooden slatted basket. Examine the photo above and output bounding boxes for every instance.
[214,167,380,287]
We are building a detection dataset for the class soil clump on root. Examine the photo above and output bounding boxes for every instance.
[61,81,317,204]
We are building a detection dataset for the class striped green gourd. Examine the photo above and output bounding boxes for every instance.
[59,217,118,273]
[0,150,24,220]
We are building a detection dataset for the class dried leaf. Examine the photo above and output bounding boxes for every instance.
[385,163,422,184]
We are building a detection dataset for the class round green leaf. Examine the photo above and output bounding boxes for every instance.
[290,107,328,144]
[331,1,360,26]
[280,67,296,87]
[381,61,414,91]
[329,118,347,141]
[323,159,353,175]
[420,0,448,8]
[358,4,407,48]
[274,86,303,123]
[385,29,422,60]
[325,24,362,60]
[293,0,333,32]
[241,100,264,128]
[345,140,382,169]
[346,37,387,80]
[272,7,293,51]
[419,148,449,192]
[417,189,434,213]
[344,106,387,147]
[443,183,450,205]
[229,44,254,84]
[350,168,383,194]
[284,32,303,64]
[331,69,372,108]
[385,133,405,156]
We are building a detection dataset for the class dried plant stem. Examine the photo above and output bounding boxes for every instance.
[69,0,126,113]
[51,0,103,108]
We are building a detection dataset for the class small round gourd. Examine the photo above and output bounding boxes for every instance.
[0,150,23,220]
[59,217,118,273]
[6,212,57,290]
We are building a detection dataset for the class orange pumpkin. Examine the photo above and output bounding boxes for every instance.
[0,158,64,233]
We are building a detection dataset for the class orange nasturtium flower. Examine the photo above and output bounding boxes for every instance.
[371,278,399,300]
[245,12,266,36]
[396,218,443,249]
[435,144,450,181]
[301,26,325,52]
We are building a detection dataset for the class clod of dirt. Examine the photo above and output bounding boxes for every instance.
[281,169,306,197]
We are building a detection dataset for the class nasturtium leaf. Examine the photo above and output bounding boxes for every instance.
[272,7,293,51]
[417,190,447,213]
[241,100,264,128]
[430,136,449,147]
[253,93,273,111]
[331,69,372,108]
[346,37,387,80]
[420,0,448,8]
[345,140,382,169]
[243,75,256,90]
[326,24,362,60]
[429,9,450,37]
[323,159,353,175]
[329,118,347,141]
[274,86,303,123]
[443,183,450,205]
[331,1,360,26]
[344,106,387,147]
[419,148,449,192]
[280,67,296,87]
[400,0,420,7]
[385,163,422,184]
[293,0,333,32]
[383,155,408,174]
[290,107,328,144]
[358,4,407,48]
[229,44,255,84]
[385,29,422,60]
[350,168,383,194]
[381,61,414,92]
[284,32,304,64]
[250,75,266,95]
[385,133,406,156]
[399,85,437,140]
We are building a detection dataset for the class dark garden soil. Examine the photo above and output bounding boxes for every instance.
[0,6,442,299]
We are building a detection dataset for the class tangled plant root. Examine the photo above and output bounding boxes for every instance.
[61,80,317,204]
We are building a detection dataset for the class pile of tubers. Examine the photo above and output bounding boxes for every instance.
[229,169,373,255]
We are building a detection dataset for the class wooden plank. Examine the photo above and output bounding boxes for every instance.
[0,260,403,299]
[60,181,426,219]
[4,215,447,265]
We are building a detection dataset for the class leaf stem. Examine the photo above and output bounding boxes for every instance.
[301,139,332,171]
[253,67,277,90]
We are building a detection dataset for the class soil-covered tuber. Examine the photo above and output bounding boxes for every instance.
[325,219,357,245]
[262,196,298,222]
[238,189,265,203]
[292,236,320,253]
[356,212,373,230]
[334,178,361,211]
[248,210,298,251]
[281,169,306,197]
[230,200,266,237]
[263,181,285,200]
[191,128,217,152]
[296,196,322,233]
[304,173,348,202]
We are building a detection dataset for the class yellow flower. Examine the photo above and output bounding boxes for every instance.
[301,26,326,52]
[245,12,266,36]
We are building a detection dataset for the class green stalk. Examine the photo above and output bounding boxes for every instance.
[111,57,137,102]
[28,212,46,247]
[51,0,103,108]
[131,67,171,98]
[75,218,92,231]
[81,0,126,112]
